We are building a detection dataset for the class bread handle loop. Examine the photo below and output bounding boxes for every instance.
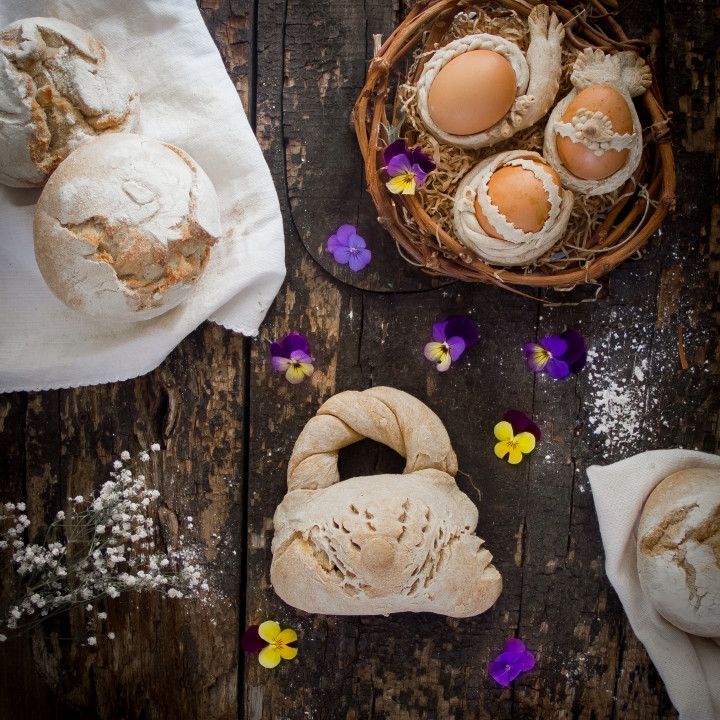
[286,387,458,492]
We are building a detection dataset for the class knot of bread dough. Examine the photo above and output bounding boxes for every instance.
[286,386,458,492]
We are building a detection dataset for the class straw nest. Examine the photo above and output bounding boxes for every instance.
[352,0,675,294]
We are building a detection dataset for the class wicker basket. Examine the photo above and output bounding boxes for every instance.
[352,0,676,293]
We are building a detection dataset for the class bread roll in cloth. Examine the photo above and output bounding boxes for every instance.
[0,16,139,188]
[271,387,503,617]
[637,468,720,637]
[34,133,221,320]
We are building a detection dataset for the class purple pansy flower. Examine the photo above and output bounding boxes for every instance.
[383,139,436,195]
[488,638,536,686]
[424,315,478,372]
[327,224,371,272]
[269,333,314,384]
[522,328,587,380]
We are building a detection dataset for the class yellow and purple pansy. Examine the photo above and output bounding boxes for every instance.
[494,410,541,465]
[241,620,298,668]
[424,315,478,372]
[270,333,314,384]
[383,138,436,195]
[522,328,587,380]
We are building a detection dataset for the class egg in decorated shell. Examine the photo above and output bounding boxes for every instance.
[416,5,565,149]
[543,49,653,196]
[453,150,574,266]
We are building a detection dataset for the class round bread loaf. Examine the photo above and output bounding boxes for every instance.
[0,17,140,187]
[34,133,222,321]
[637,468,720,637]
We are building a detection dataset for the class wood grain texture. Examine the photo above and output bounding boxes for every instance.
[1,0,718,718]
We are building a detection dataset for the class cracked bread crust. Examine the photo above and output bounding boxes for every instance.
[33,133,221,321]
[637,468,720,637]
[0,17,139,187]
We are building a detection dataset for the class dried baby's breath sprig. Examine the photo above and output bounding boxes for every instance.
[0,444,206,644]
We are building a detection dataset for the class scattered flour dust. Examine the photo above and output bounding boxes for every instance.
[585,346,651,452]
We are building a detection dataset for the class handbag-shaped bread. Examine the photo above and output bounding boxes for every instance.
[270,387,502,617]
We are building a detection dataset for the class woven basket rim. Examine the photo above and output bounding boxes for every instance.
[352,0,676,293]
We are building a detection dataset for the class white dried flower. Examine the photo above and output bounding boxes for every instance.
[73,496,84,504]
[87,636,97,646]
[107,632,115,640]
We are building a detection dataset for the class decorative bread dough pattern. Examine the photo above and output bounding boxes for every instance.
[416,4,564,149]
[543,49,653,196]
[453,150,574,265]
[271,387,503,617]
[0,16,139,187]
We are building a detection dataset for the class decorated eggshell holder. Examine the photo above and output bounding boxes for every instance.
[270,387,503,617]
[415,4,564,149]
[543,48,653,196]
[453,150,574,266]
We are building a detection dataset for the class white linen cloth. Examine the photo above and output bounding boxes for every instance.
[0,0,285,392]
[587,450,720,720]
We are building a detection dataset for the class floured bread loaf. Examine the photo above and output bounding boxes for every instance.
[271,387,503,617]
[34,133,221,321]
[637,468,720,637]
[0,17,140,187]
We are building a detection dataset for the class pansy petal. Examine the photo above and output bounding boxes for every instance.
[444,315,478,347]
[271,356,291,373]
[503,410,542,443]
[336,224,356,243]
[488,659,520,686]
[410,146,436,174]
[568,352,588,374]
[283,333,310,355]
[276,628,298,645]
[348,247,372,272]
[446,336,466,361]
[546,357,570,380]
[503,638,528,656]
[286,362,313,384]
[326,233,343,253]
[431,321,448,343]
[558,328,586,365]
[523,343,549,372]
[279,644,298,661]
[332,244,352,265]
[494,421,513,442]
[515,650,536,673]
[269,341,286,359]
[241,625,266,654]
[289,349,313,364]
[507,445,524,464]
[424,341,447,363]
[258,645,282,668]
[436,353,452,372]
[258,620,281,643]
[540,335,567,357]
[386,173,416,195]
[494,440,512,460]
[412,163,430,187]
[383,138,408,165]
[348,233,367,250]
[515,432,536,454]
[386,154,413,176]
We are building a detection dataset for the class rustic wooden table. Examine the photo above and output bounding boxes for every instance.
[1,0,717,718]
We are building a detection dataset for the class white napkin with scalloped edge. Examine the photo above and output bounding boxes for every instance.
[587,449,720,720]
[0,0,285,392]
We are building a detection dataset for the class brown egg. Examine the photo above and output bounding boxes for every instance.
[428,50,517,136]
[474,162,561,238]
[556,84,634,180]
